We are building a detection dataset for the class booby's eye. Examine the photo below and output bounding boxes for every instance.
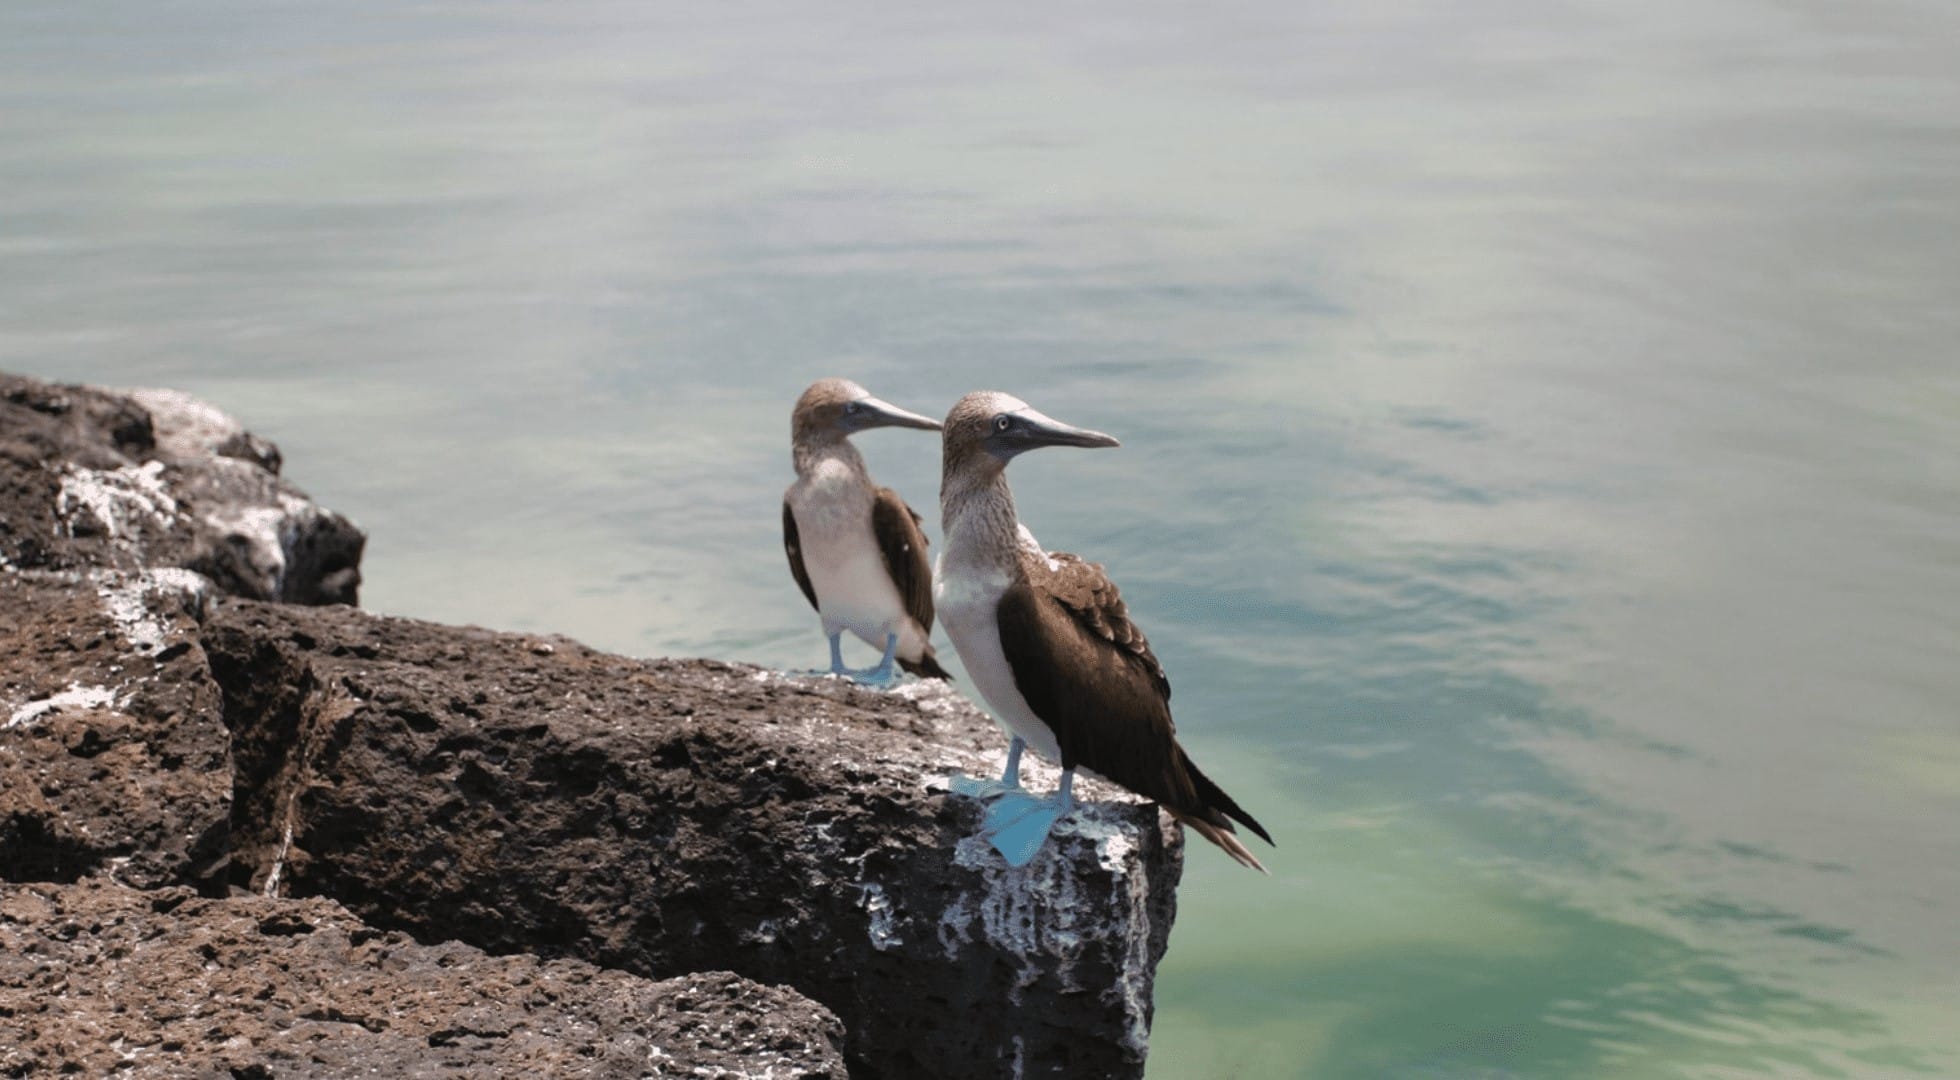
[993,415,1012,432]
[844,401,862,414]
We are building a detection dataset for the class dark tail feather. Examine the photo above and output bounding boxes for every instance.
[1182,752,1274,847]
[899,649,953,681]
[1171,811,1268,873]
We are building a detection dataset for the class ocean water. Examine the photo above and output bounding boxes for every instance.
[5,2,1957,1076]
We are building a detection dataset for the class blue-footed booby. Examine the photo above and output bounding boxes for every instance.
[784,378,951,687]
[937,391,1274,870]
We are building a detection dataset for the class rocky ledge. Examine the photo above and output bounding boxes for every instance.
[0,372,1185,1079]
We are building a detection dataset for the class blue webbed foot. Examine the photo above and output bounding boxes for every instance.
[948,753,1076,867]
[845,663,900,689]
[847,632,902,689]
[948,737,1028,802]
[791,631,901,689]
[788,632,901,688]
[784,664,900,688]
[789,632,854,681]
[981,789,1068,867]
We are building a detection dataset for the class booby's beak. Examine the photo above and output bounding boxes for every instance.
[843,396,943,433]
[989,408,1121,458]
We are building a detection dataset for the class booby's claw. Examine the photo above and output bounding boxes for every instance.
[788,632,902,687]
[845,666,901,690]
[849,631,902,689]
[785,664,852,681]
[784,665,900,688]
[787,631,905,687]
[947,738,1029,801]
[948,774,1021,800]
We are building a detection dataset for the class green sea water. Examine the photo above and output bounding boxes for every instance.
[5,2,1957,1076]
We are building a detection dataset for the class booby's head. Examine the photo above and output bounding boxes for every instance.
[792,378,942,445]
[942,390,1120,480]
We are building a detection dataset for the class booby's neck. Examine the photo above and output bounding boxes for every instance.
[793,435,871,482]
[941,469,1024,576]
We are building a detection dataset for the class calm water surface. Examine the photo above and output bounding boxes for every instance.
[5,2,1957,1076]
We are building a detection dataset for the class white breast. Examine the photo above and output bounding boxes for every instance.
[936,531,1061,763]
[789,463,922,655]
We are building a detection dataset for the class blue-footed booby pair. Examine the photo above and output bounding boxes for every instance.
[937,391,1274,871]
[784,378,951,686]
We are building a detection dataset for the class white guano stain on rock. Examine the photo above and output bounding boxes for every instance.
[55,461,180,541]
[944,797,1165,1059]
[936,894,975,960]
[96,568,211,653]
[1095,828,1137,874]
[125,387,243,457]
[3,568,209,734]
[857,882,903,951]
[7,682,120,730]
[1099,824,1159,1059]
[885,678,966,713]
[263,819,297,898]
[739,918,782,946]
[201,492,315,598]
[701,660,1173,1068]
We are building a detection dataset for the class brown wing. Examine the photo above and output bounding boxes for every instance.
[996,554,1195,809]
[997,552,1273,847]
[1044,552,1170,702]
[870,487,935,634]
[782,499,818,612]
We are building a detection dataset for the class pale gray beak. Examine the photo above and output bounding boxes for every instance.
[845,396,943,433]
[989,407,1121,457]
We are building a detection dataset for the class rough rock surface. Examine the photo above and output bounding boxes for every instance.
[202,601,1183,1079]
[0,876,848,1079]
[0,372,1188,1079]
[0,373,364,604]
[0,568,228,891]
[1,372,360,895]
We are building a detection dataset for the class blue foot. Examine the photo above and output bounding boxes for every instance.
[848,631,901,690]
[784,665,900,688]
[789,631,901,687]
[948,756,1076,867]
[983,790,1067,867]
[791,631,900,688]
[846,665,900,689]
[790,632,854,681]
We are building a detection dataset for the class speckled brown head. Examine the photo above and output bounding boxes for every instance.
[791,378,941,446]
[940,390,1120,485]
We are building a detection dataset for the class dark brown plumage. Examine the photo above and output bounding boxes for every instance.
[869,489,950,679]
[996,552,1273,853]
[782,500,819,611]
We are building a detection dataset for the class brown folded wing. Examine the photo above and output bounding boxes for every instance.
[781,499,818,611]
[997,551,1273,853]
[995,552,1198,809]
[870,487,936,635]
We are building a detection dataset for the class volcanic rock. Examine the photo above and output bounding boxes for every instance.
[200,600,1183,1079]
[0,876,848,1079]
[0,373,363,604]
[0,567,228,891]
